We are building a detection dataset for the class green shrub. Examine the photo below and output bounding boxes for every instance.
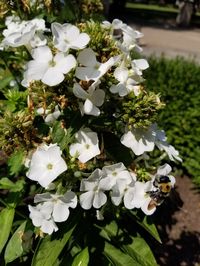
[145,56,200,184]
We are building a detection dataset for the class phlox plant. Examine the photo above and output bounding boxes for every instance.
[0,5,182,266]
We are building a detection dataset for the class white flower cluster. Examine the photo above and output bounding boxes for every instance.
[1,17,182,235]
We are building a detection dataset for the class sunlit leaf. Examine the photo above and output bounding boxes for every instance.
[99,221,118,241]
[72,247,89,266]
[4,221,27,263]
[0,208,15,253]
[0,177,25,192]
[129,211,161,243]
[104,242,140,266]
[136,214,161,243]
[0,75,13,90]
[122,236,158,266]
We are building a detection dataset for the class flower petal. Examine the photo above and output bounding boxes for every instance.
[73,83,88,99]
[93,191,107,209]
[52,202,70,222]
[83,99,100,116]
[80,191,94,210]
[77,48,97,66]
[42,67,64,86]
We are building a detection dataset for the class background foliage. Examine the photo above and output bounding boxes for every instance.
[145,56,200,184]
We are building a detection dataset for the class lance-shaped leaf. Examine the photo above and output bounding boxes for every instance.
[130,211,161,243]
[4,221,27,263]
[122,236,158,266]
[104,242,140,266]
[72,247,89,266]
[0,208,15,253]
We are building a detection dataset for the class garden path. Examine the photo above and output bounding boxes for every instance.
[130,23,200,63]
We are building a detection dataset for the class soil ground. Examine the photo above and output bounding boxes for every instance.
[110,6,200,266]
[154,176,200,266]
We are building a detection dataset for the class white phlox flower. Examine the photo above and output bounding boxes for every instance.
[79,169,108,209]
[75,48,119,81]
[22,46,76,87]
[73,82,105,116]
[98,163,134,206]
[51,22,90,52]
[110,66,141,97]
[69,128,100,163]
[28,202,58,235]
[37,105,61,124]
[120,25,144,53]
[26,143,67,188]
[100,162,132,192]
[101,19,126,39]
[28,191,77,235]
[131,59,149,76]
[30,31,47,48]
[34,191,77,222]
[110,171,137,207]
[2,17,47,48]
[120,126,156,156]
[153,124,182,162]
[102,19,125,31]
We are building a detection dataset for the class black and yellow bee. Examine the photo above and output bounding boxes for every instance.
[147,175,172,210]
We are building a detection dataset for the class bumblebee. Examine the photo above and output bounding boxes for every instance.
[147,175,172,210]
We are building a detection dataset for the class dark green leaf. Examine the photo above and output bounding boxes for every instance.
[51,121,72,150]
[72,247,89,266]
[0,208,15,253]
[103,132,133,167]
[4,221,27,263]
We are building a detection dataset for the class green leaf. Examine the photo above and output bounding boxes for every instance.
[4,221,27,263]
[51,121,72,150]
[104,242,140,266]
[99,221,118,241]
[0,75,13,90]
[0,208,15,253]
[31,213,79,266]
[135,214,161,243]
[8,149,24,175]
[122,236,158,266]
[0,177,25,192]
[72,247,89,266]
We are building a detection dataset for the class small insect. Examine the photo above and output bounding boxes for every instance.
[147,175,172,210]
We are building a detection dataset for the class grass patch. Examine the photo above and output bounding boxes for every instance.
[126,2,178,13]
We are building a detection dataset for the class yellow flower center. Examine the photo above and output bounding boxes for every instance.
[47,163,53,170]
